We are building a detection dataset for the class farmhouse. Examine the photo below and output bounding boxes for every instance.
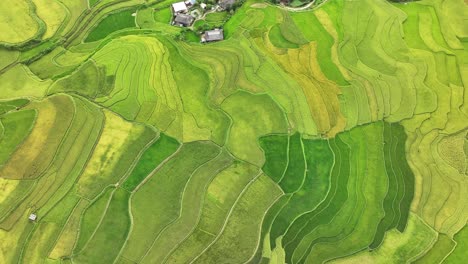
[173,13,195,27]
[29,213,37,221]
[201,29,224,43]
[172,1,188,14]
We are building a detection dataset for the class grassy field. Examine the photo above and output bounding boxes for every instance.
[85,8,138,42]
[0,0,466,263]
[0,1,43,45]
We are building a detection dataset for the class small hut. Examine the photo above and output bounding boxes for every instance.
[29,213,37,221]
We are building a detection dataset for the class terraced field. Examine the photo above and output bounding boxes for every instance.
[0,0,466,263]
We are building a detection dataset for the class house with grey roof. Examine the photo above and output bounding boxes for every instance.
[201,29,224,43]
[173,13,195,27]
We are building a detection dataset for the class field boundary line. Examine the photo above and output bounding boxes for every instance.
[161,155,236,262]
[243,188,285,264]
[189,172,263,263]
[140,148,224,263]
[71,187,116,257]
[280,139,336,241]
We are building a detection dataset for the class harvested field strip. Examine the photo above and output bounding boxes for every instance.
[121,141,220,262]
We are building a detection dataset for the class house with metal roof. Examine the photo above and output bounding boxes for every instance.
[201,29,224,43]
[172,2,188,13]
[29,213,37,221]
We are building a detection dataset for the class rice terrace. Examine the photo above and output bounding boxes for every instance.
[0,0,467,263]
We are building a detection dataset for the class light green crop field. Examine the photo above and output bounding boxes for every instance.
[0,0,466,263]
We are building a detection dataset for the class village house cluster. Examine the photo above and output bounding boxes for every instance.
[170,0,237,42]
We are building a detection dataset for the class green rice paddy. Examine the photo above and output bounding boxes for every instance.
[0,0,466,263]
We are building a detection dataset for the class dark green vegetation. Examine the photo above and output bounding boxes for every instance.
[122,133,180,191]
[443,227,468,263]
[0,0,466,263]
[254,121,416,263]
[85,9,138,43]
[0,109,36,165]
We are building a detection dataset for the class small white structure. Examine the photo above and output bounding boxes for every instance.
[185,0,197,6]
[29,214,37,221]
[200,3,207,9]
[172,2,188,14]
